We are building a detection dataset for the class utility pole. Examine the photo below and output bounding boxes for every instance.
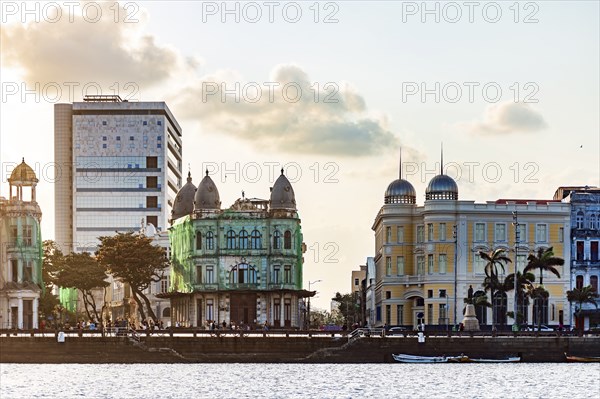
[512,211,520,331]
[453,224,458,328]
[307,280,322,330]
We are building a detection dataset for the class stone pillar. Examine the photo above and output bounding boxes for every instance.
[280,293,285,327]
[33,298,39,329]
[17,297,23,329]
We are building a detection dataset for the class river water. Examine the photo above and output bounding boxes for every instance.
[1,363,598,398]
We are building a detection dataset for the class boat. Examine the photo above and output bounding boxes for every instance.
[393,354,520,363]
[565,354,600,363]
[392,354,447,363]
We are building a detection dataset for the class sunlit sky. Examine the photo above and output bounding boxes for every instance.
[1,1,599,310]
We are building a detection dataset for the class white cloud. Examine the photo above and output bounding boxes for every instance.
[458,102,548,135]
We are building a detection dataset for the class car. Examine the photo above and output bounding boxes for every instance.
[522,324,554,332]
[387,326,409,335]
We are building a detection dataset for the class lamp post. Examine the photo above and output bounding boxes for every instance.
[307,279,322,330]
[453,224,458,328]
[512,211,520,331]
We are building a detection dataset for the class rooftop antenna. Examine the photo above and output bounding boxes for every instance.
[440,142,444,175]
[399,147,402,180]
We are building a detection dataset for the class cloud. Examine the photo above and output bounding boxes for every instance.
[458,102,548,135]
[173,64,398,156]
[0,2,196,90]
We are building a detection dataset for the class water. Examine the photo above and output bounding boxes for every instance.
[1,363,598,399]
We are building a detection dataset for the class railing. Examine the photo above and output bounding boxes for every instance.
[348,328,385,342]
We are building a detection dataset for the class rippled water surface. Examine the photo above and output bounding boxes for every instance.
[1,363,599,399]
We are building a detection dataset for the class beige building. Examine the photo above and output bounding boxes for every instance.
[351,265,367,294]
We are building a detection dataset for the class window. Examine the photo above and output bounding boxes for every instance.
[157,143,162,148]
[591,276,598,292]
[386,257,392,276]
[10,225,17,245]
[206,299,214,322]
[23,225,32,246]
[102,121,107,126]
[428,254,434,274]
[385,291,391,299]
[146,156,158,168]
[591,241,599,262]
[102,136,107,141]
[272,266,280,284]
[575,275,583,289]
[250,230,262,249]
[116,136,121,141]
[495,223,506,242]
[385,305,391,324]
[417,256,425,275]
[427,304,433,325]
[590,214,596,229]
[205,266,214,284]
[427,289,433,298]
[102,144,107,149]
[396,305,403,325]
[475,223,485,242]
[354,278,359,286]
[576,211,584,229]
[130,136,135,141]
[576,241,584,261]
[474,254,486,274]
[160,276,169,293]
[229,263,257,284]
[273,230,281,249]
[157,135,162,141]
[239,229,249,249]
[532,296,548,325]
[397,256,405,276]
[284,265,292,284]
[386,227,392,243]
[559,227,564,243]
[226,230,236,249]
[146,196,158,208]
[196,232,202,250]
[206,231,214,250]
[146,176,158,188]
[284,299,292,326]
[157,120,162,126]
[439,254,447,274]
[416,298,424,306]
[397,226,404,243]
[417,226,424,243]
[143,121,147,126]
[536,224,547,242]
[439,289,447,298]
[146,216,157,227]
[439,304,447,324]
[23,261,33,282]
[439,223,446,241]
[427,224,434,241]
[284,230,292,249]
[516,255,526,272]
[274,298,282,324]
[11,260,19,282]
[517,224,526,243]
[196,266,202,284]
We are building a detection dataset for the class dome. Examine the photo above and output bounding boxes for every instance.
[171,172,197,220]
[194,170,221,211]
[270,169,296,210]
[385,179,416,204]
[426,174,458,200]
[9,158,38,186]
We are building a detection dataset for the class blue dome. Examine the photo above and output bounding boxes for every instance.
[426,174,458,200]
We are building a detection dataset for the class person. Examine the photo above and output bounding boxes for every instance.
[459,322,464,331]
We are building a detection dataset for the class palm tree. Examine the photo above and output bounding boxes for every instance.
[528,285,549,332]
[523,247,564,285]
[505,272,535,326]
[567,285,599,330]
[478,249,512,328]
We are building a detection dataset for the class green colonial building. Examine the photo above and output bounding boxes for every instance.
[165,169,310,329]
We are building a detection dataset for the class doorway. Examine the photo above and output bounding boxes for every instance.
[230,293,257,327]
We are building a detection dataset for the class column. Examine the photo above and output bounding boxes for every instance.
[280,293,285,328]
[18,297,23,329]
[33,297,39,329]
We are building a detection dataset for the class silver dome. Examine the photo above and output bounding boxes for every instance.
[270,169,296,210]
[385,179,416,204]
[171,172,196,220]
[426,174,458,200]
[194,170,221,211]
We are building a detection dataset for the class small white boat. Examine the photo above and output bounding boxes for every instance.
[456,356,521,363]
[392,354,447,363]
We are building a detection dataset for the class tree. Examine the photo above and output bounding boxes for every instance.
[51,252,108,322]
[567,285,599,330]
[528,285,549,332]
[96,232,168,323]
[478,249,512,327]
[331,292,360,328]
[523,247,563,285]
[39,240,62,320]
[504,271,535,325]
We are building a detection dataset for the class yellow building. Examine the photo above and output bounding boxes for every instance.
[371,154,571,330]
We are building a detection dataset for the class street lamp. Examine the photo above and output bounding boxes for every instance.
[307,280,322,330]
[512,211,520,331]
[453,224,458,328]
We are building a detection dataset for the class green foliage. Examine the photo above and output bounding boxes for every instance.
[96,232,168,322]
[332,292,361,327]
[523,246,563,285]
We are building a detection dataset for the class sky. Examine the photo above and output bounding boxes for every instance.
[1,0,599,310]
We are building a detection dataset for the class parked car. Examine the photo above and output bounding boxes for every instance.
[387,326,409,335]
[522,324,554,332]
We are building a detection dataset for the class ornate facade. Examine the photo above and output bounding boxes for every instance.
[165,169,309,328]
[0,159,43,329]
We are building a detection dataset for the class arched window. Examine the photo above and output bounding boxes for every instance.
[162,307,171,317]
[590,214,597,229]
[226,230,236,249]
[284,230,292,249]
[493,291,507,326]
[576,211,584,229]
[591,275,598,292]
[250,230,262,249]
[473,290,487,325]
[239,229,249,249]
[532,296,548,326]
[576,275,584,289]
[196,232,202,250]
[229,262,257,284]
[273,230,281,250]
[206,231,214,250]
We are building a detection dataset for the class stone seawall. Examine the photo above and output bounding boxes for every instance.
[1,336,598,363]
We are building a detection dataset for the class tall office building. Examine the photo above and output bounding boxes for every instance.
[54,95,183,253]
